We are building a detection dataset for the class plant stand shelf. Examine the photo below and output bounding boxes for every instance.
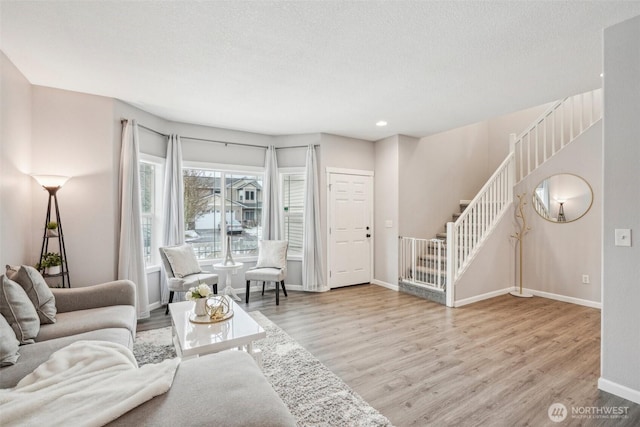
[38,188,70,288]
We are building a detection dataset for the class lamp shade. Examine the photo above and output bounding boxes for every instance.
[31,175,71,189]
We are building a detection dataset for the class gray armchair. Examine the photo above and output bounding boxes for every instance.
[159,245,218,314]
[245,240,288,305]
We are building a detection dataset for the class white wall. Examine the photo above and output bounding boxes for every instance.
[515,122,602,305]
[600,15,640,404]
[374,136,399,287]
[30,86,116,286]
[1,52,32,267]
[397,134,420,238]
[272,133,319,168]
[454,209,515,302]
[400,121,490,240]
[320,133,375,286]
[170,120,272,167]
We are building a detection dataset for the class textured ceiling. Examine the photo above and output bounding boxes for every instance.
[2,1,639,141]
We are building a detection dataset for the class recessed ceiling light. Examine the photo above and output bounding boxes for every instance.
[376,120,388,127]
[600,73,604,77]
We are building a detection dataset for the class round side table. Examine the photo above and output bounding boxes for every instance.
[213,262,244,301]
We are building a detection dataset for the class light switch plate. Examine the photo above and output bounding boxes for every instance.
[614,229,632,247]
[385,220,393,228]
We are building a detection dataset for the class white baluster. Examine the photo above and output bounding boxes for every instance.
[543,119,547,163]
[534,125,539,168]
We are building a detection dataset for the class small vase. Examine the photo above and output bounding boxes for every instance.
[194,298,207,316]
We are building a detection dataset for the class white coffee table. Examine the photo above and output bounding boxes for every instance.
[169,299,265,366]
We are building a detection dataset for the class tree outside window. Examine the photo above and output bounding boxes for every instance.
[183,168,263,259]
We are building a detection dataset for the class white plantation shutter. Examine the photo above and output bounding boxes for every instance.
[283,174,305,256]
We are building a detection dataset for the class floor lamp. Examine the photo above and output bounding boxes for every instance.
[510,193,533,298]
[33,174,71,288]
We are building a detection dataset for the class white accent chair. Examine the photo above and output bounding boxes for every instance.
[159,245,218,314]
[245,240,288,306]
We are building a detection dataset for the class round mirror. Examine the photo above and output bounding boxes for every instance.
[532,174,593,223]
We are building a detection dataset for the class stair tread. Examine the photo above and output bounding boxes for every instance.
[414,265,447,275]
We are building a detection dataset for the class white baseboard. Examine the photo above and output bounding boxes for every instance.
[454,287,511,307]
[598,377,640,405]
[523,288,601,309]
[371,279,398,291]
[454,286,601,309]
[148,301,162,311]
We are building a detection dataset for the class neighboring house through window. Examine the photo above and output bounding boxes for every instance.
[140,159,306,264]
[183,164,263,260]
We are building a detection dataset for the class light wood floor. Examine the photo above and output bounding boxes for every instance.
[137,284,640,426]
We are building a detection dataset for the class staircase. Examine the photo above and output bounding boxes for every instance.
[399,88,603,307]
[399,201,468,304]
[436,201,469,240]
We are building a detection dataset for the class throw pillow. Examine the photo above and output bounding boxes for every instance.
[5,264,20,279]
[256,240,288,268]
[11,266,56,324]
[162,245,202,278]
[0,314,20,366]
[0,275,40,344]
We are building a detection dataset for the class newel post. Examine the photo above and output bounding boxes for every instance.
[445,222,455,308]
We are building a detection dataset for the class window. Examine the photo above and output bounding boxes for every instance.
[139,155,164,266]
[281,172,305,257]
[183,167,263,260]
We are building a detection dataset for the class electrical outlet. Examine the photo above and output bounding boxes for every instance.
[582,274,590,284]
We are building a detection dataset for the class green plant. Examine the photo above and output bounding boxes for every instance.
[46,221,58,230]
[41,252,62,268]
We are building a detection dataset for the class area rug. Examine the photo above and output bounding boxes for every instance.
[134,312,393,427]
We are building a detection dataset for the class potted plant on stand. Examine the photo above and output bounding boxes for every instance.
[46,221,59,237]
[41,252,62,275]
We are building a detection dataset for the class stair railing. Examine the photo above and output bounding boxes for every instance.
[446,153,515,306]
[512,88,602,182]
[532,191,550,220]
[445,88,602,306]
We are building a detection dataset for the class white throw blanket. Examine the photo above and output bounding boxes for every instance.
[0,340,180,427]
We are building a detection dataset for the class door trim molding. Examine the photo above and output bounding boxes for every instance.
[326,167,374,176]
[326,170,374,289]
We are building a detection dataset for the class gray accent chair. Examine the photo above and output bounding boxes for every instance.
[245,241,288,305]
[159,245,218,314]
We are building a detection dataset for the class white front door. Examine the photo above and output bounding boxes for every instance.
[328,172,373,288]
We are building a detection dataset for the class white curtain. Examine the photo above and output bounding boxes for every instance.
[160,134,185,304]
[302,145,327,292]
[261,145,281,240]
[118,119,150,319]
